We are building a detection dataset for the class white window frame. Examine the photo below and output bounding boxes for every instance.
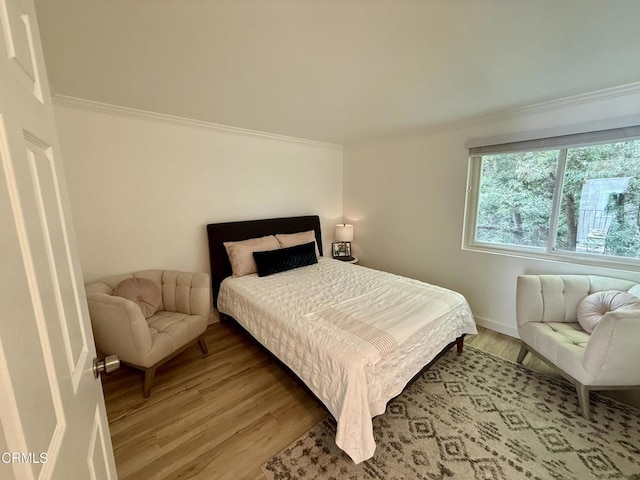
[462,126,640,271]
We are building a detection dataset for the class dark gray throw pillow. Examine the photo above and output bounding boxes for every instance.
[253,241,318,277]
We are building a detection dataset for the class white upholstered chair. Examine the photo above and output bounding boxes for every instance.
[516,274,640,419]
[86,270,210,397]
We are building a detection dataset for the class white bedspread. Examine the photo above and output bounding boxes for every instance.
[217,258,477,463]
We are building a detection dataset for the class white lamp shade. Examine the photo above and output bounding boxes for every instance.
[335,224,354,242]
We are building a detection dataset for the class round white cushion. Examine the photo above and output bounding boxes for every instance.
[577,290,640,334]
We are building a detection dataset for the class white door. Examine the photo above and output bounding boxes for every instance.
[0,0,117,478]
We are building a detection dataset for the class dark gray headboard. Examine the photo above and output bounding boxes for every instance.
[206,215,322,306]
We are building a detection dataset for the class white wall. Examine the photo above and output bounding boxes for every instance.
[54,102,343,285]
[344,86,640,338]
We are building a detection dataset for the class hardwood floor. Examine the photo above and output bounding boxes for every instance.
[465,326,558,376]
[102,322,326,480]
[100,323,570,479]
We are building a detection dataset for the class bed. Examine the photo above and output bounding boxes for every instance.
[206,215,477,463]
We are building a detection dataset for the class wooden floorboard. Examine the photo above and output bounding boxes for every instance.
[102,322,326,480]
[102,322,629,479]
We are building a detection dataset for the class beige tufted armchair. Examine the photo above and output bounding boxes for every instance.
[86,270,211,397]
[516,274,640,419]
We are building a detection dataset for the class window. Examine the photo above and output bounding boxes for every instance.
[464,126,640,268]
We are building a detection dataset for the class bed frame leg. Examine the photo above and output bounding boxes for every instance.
[456,336,464,355]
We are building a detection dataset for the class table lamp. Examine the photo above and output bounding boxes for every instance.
[334,224,354,260]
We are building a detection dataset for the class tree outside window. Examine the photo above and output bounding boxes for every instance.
[471,139,640,262]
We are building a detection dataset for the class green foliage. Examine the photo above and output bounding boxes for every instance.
[606,216,640,257]
[476,139,640,260]
[605,193,640,257]
[477,150,557,247]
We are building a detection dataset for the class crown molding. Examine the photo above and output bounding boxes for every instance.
[52,82,640,150]
[346,81,640,148]
[51,94,343,151]
[479,81,640,121]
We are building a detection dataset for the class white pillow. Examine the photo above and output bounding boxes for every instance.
[576,290,640,334]
[224,235,280,277]
[275,230,320,258]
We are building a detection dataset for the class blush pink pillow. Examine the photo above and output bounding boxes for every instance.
[576,290,640,333]
[275,230,320,258]
[224,235,280,277]
[113,277,162,319]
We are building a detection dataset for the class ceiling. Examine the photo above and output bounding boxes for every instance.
[34,0,640,145]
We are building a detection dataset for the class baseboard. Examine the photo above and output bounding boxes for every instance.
[474,316,520,339]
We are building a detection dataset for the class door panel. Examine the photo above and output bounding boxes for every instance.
[87,407,111,480]
[0,0,117,478]
[0,0,42,99]
[24,134,88,387]
[1,121,67,479]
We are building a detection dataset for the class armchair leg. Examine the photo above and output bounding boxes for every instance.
[516,343,528,364]
[576,383,591,420]
[198,334,208,355]
[143,367,156,398]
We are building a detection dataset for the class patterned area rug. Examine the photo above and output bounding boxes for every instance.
[262,346,640,480]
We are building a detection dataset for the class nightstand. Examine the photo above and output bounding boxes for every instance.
[334,256,358,264]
